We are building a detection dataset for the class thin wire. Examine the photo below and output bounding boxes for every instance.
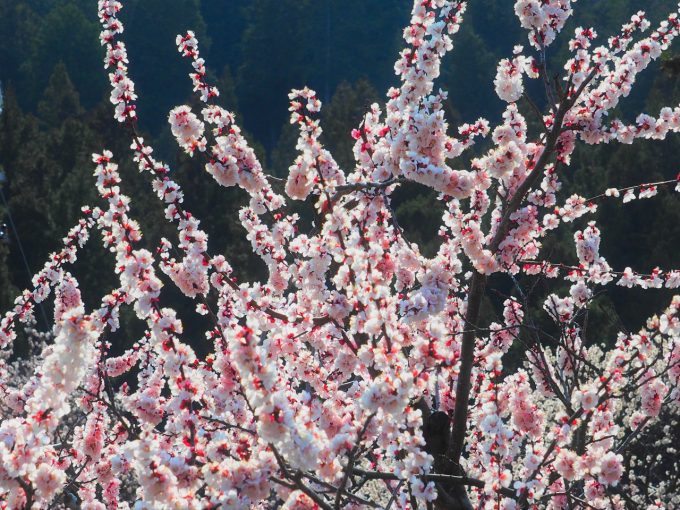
[0,179,51,331]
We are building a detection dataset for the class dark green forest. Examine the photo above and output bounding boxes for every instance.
[1,0,680,354]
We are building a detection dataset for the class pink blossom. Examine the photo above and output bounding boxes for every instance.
[168,105,206,154]
[598,452,624,486]
[0,1,678,508]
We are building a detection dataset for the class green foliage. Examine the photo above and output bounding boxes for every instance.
[320,80,380,171]
[392,185,445,258]
[19,2,104,109]
[0,1,39,93]
[37,62,84,126]
[122,0,208,131]
[0,241,17,311]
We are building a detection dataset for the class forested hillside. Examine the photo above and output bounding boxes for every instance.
[1,0,679,350]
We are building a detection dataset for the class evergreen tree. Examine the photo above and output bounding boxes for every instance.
[0,1,39,89]
[199,0,249,74]
[19,2,104,109]
[122,0,208,132]
[237,0,315,150]
[0,240,16,311]
[321,79,380,172]
[37,62,84,126]
[215,65,239,113]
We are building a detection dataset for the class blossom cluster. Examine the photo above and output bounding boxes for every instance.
[1,0,680,509]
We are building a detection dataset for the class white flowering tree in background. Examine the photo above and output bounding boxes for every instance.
[2,0,680,508]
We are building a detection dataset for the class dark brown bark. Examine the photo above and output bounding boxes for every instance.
[444,72,599,509]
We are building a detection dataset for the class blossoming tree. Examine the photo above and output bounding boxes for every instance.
[2,0,680,508]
